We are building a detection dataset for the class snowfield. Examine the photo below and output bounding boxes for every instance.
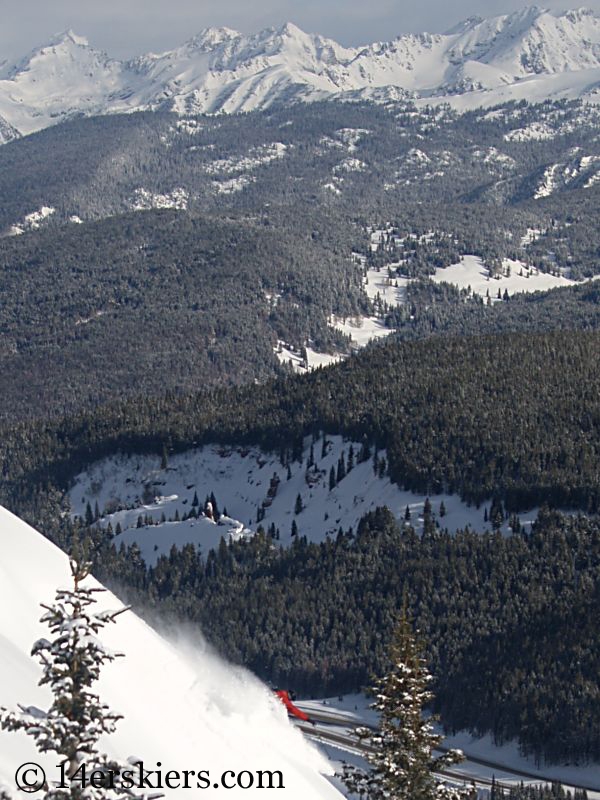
[69,435,539,566]
[4,9,600,135]
[330,314,392,347]
[0,505,342,799]
[429,255,581,298]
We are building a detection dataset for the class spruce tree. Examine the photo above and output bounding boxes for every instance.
[337,454,346,484]
[329,466,337,491]
[341,599,466,799]
[0,557,148,800]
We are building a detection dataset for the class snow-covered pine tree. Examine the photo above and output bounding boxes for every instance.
[341,597,470,800]
[0,557,156,800]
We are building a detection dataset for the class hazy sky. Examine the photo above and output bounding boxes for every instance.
[2,0,600,60]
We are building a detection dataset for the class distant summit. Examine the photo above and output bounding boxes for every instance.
[2,6,600,137]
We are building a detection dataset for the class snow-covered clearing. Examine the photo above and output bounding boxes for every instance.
[212,175,255,194]
[274,342,342,373]
[69,435,538,566]
[430,255,580,299]
[323,179,343,195]
[330,314,392,347]
[319,128,370,154]
[8,205,55,235]
[333,157,366,174]
[0,505,341,799]
[204,143,287,175]
[131,187,189,211]
[364,266,408,306]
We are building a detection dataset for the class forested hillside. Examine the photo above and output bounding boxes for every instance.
[90,506,600,766]
[5,329,600,764]
[4,329,600,530]
[3,92,600,779]
[0,209,360,420]
[2,99,600,422]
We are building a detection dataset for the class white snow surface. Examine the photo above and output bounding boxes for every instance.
[5,9,600,135]
[364,266,408,306]
[299,695,600,798]
[8,205,55,236]
[274,342,342,373]
[0,504,341,799]
[68,435,537,566]
[430,254,582,298]
[330,314,392,347]
[131,187,189,211]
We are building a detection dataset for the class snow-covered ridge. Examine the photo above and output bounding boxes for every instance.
[4,8,600,136]
[0,505,341,798]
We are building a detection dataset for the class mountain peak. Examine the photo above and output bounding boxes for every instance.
[445,15,485,35]
[277,21,306,38]
[48,29,90,48]
[186,26,241,51]
[2,7,600,136]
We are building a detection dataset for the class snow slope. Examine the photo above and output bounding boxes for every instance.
[68,435,539,565]
[0,505,342,799]
[4,8,600,135]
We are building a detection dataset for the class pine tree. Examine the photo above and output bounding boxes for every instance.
[490,497,504,530]
[321,436,328,459]
[0,557,146,800]
[294,493,303,515]
[329,466,337,492]
[337,453,346,484]
[209,492,219,521]
[359,441,371,463]
[160,444,168,471]
[341,599,466,800]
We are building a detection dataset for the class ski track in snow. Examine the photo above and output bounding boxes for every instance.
[0,505,342,799]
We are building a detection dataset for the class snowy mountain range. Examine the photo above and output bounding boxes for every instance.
[3,7,600,139]
[0,504,341,799]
